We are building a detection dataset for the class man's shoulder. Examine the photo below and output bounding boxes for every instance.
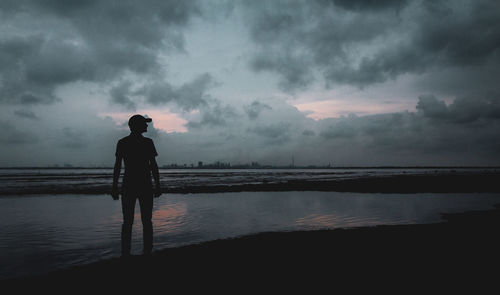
[118,134,154,143]
[118,135,154,145]
[117,135,130,144]
[141,136,155,144]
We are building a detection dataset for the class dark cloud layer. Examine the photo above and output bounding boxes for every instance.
[330,0,408,11]
[109,81,136,110]
[0,0,201,105]
[243,100,272,120]
[160,94,500,166]
[187,100,238,129]
[14,110,40,120]
[315,95,500,162]
[140,73,216,111]
[242,0,500,95]
[247,122,292,145]
[417,95,500,124]
[1,93,500,166]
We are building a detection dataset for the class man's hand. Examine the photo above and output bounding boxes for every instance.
[154,186,162,198]
[111,187,120,200]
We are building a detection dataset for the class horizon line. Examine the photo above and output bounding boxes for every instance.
[0,165,499,169]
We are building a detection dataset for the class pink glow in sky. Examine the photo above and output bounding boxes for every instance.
[100,109,189,133]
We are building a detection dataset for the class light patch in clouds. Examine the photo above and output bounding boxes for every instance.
[100,108,188,133]
[289,79,420,119]
[294,99,416,120]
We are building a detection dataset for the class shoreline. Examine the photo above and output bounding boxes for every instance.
[1,170,500,195]
[3,203,500,290]
[166,172,500,194]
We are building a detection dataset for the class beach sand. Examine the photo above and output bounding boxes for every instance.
[3,203,500,292]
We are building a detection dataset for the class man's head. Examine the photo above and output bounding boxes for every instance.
[128,114,152,133]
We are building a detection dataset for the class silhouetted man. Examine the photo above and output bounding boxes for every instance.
[112,114,161,257]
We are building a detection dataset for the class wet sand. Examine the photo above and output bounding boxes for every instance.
[168,171,500,193]
[4,203,500,292]
[1,170,500,194]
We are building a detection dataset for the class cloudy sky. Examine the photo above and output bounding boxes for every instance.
[1,0,500,167]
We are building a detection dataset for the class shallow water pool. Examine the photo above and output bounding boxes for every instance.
[1,191,499,280]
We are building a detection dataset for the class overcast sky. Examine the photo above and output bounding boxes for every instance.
[1,0,500,167]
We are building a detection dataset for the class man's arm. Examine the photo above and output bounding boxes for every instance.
[151,157,161,198]
[111,155,122,200]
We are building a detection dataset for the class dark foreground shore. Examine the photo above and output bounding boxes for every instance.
[4,204,500,292]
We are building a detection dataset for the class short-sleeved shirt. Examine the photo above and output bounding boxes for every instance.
[115,134,158,189]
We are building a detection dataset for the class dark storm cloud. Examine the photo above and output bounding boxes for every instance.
[14,110,40,120]
[0,0,201,105]
[187,100,238,128]
[329,0,408,11]
[316,95,500,161]
[109,81,136,110]
[415,95,449,119]
[140,73,215,111]
[416,95,500,124]
[320,121,358,139]
[242,0,500,93]
[0,36,59,104]
[243,100,272,120]
[247,122,292,144]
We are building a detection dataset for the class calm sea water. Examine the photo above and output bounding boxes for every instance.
[1,191,500,280]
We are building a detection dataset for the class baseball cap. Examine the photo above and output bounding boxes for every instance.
[128,114,152,128]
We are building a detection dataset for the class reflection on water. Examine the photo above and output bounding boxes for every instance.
[1,191,500,280]
[296,213,383,228]
[153,203,188,235]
